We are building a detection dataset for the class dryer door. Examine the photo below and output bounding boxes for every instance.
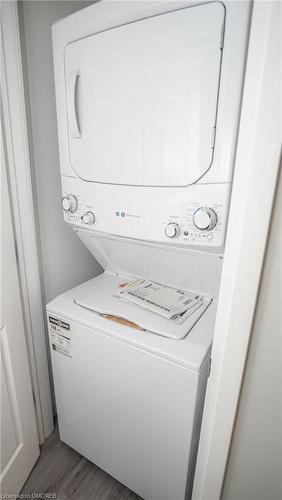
[64,2,224,187]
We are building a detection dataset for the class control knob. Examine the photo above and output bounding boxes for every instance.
[192,207,218,231]
[62,194,78,213]
[165,222,180,239]
[81,211,95,225]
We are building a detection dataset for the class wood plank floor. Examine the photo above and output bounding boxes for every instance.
[21,423,143,500]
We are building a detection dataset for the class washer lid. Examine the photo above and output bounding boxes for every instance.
[64,2,224,187]
[74,273,211,340]
[47,274,216,371]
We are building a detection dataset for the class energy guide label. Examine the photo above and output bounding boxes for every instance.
[48,316,72,358]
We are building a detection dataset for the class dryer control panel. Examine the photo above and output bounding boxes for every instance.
[61,177,230,250]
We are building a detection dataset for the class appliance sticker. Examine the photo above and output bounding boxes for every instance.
[48,316,72,358]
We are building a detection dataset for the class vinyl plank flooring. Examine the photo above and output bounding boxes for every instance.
[21,423,143,500]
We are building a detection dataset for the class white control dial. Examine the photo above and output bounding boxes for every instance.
[62,194,78,213]
[81,211,95,225]
[165,222,180,238]
[192,207,218,231]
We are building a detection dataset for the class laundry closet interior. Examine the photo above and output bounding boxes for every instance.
[5,1,274,499]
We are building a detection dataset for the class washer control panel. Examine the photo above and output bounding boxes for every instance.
[164,222,180,239]
[163,201,225,246]
[192,207,218,231]
[60,179,230,249]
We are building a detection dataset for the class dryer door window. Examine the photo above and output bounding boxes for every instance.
[64,2,224,187]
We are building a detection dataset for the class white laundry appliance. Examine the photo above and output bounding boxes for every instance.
[48,1,251,499]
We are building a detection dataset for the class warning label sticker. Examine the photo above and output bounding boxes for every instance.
[48,316,72,358]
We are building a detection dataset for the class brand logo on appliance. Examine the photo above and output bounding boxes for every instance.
[115,211,140,219]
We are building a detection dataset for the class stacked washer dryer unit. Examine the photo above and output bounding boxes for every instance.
[48,2,250,499]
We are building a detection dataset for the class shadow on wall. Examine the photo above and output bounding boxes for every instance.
[18,0,100,306]
[18,0,99,410]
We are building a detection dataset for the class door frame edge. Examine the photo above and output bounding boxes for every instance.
[1,1,54,443]
[192,2,281,499]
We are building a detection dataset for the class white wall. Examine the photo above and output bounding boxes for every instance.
[19,0,101,306]
[222,165,282,500]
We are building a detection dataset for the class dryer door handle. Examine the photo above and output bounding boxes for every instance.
[67,70,81,138]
